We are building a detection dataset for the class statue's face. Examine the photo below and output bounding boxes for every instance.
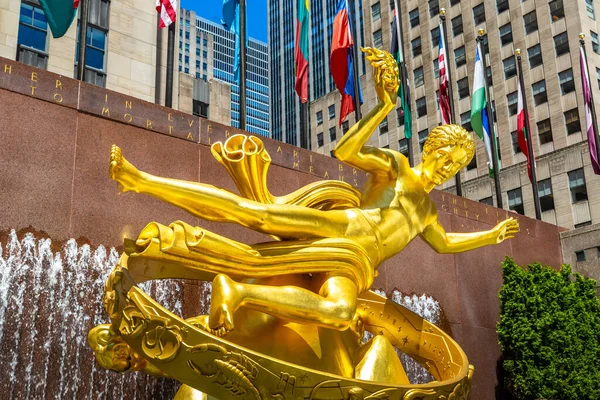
[109,342,132,372]
[423,145,469,186]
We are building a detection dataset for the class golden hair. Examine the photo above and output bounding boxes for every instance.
[421,124,475,166]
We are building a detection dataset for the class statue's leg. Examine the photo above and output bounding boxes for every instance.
[353,335,410,384]
[196,274,357,335]
[109,146,349,239]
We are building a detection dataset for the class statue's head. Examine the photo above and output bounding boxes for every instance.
[421,125,475,186]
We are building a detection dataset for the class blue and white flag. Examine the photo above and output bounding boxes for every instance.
[222,0,247,83]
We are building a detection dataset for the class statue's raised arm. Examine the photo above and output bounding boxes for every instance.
[333,48,400,176]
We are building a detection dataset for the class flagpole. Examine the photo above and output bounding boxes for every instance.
[349,0,362,121]
[301,102,309,149]
[477,29,503,208]
[239,0,248,130]
[440,8,462,197]
[516,48,541,220]
[579,33,600,167]
[165,22,175,108]
[394,0,413,167]
[76,0,89,81]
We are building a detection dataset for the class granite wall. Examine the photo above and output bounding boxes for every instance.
[0,57,566,399]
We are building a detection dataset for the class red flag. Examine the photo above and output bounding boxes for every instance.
[156,0,177,28]
[73,0,79,8]
[517,83,535,182]
[438,23,451,125]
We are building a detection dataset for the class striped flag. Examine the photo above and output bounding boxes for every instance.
[390,5,412,138]
[438,23,451,125]
[471,43,495,175]
[295,0,310,102]
[517,82,535,182]
[331,0,363,126]
[156,0,177,28]
[580,46,600,174]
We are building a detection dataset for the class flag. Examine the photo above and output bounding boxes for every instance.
[471,44,495,175]
[580,46,600,174]
[390,6,412,138]
[438,23,451,125]
[331,0,363,126]
[156,0,177,28]
[516,82,535,182]
[222,0,247,83]
[38,0,77,38]
[295,0,310,102]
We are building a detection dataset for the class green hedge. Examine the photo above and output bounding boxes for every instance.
[497,258,600,400]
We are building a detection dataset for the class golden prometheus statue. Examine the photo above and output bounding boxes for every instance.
[89,48,518,400]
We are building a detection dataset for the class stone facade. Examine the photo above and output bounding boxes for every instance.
[560,222,600,293]
[311,0,600,235]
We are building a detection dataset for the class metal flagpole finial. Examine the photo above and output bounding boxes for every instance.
[580,32,586,40]
[478,28,485,37]
[440,8,446,16]
[515,48,521,56]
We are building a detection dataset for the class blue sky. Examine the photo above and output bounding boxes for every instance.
[181,0,268,43]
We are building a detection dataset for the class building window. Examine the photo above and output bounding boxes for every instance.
[193,100,209,118]
[568,168,588,203]
[429,0,439,17]
[329,126,337,141]
[328,104,335,119]
[342,120,349,134]
[414,67,424,87]
[371,2,381,21]
[398,138,409,158]
[532,80,547,105]
[564,109,581,134]
[379,117,389,135]
[461,111,472,131]
[524,11,538,34]
[412,37,422,57]
[431,27,440,48]
[455,46,466,67]
[497,0,509,13]
[75,25,108,87]
[554,32,569,56]
[481,33,490,54]
[537,178,554,212]
[416,97,427,118]
[511,131,521,153]
[508,188,525,215]
[452,15,463,36]
[597,68,600,90]
[418,129,429,151]
[373,29,383,48]
[457,77,469,99]
[586,0,595,19]
[537,118,552,144]
[559,69,575,94]
[480,196,494,205]
[528,44,543,68]
[575,250,586,262]
[503,56,516,79]
[396,107,405,126]
[450,0,460,5]
[549,0,564,21]
[203,50,208,58]
[17,1,49,69]
[185,55,190,64]
[203,38,208,47]
[436,90,440,110]
[499,23,513,46]
[473,3,485,25]
[409,8,420,28]
[459,148,474,169]
[591,31,600,54]
[317,133,324,147]
[507,91,518,116]
[487,66,493,86]
[433,59,439,78]
[316,111,323,125]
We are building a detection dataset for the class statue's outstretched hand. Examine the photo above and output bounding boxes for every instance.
[362,47,399,106]
[492,217,520,244]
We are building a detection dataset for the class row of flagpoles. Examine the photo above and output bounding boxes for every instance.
[292,1,600,219]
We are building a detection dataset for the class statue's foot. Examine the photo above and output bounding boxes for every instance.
[187,315,229,337]
[208,274,240,335]
[109,145,142,193]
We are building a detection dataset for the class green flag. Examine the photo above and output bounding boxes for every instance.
[391,6,412,138]
[39,0,77,39]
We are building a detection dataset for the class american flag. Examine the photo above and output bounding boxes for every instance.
[438,23,451,125]
[156,0,177,28]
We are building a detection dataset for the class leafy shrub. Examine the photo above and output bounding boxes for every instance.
[497,258,600,400]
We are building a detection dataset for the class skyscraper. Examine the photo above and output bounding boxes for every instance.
[268,0,366,145]
[180,10,270,137]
